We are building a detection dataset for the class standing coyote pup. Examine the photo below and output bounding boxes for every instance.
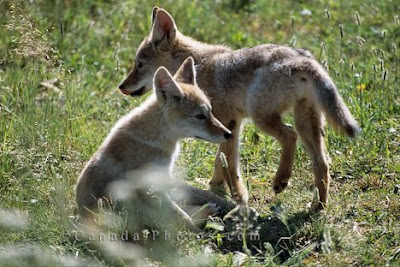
[76,57,232,228]
[119,7,360,209]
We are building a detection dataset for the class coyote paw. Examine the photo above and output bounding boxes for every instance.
[272,181,289,193]
[310,188,325,212]
[311,202,324,212]
[233,185,249,205]
[206,202,222,216]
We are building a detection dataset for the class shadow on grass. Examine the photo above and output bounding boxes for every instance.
[218,207,314,262]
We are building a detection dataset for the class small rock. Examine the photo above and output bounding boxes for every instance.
[300,9,312,16]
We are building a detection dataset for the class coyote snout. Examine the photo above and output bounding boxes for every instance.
[118,70,150,96]
[194,114,232,143]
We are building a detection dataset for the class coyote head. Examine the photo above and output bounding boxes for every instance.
[119,7,184,96]
[153,57,231,143]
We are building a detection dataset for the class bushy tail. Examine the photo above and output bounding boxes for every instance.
[314,68,361,137]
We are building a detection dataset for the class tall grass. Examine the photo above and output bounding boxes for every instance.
[1,0,399,265]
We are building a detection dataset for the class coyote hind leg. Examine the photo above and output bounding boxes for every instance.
[294,101,329,210]
[253,113,298,193]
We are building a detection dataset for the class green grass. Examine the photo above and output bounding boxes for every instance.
[1,0,399,265]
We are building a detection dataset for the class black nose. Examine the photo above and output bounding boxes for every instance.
[119,83,125,90]
[224,132,232,139]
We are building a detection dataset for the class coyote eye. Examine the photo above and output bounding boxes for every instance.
[195,114,207,120]
[137,62,143,69]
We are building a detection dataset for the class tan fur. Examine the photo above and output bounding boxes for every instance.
[119,7,360,209]
[76,58,232,229]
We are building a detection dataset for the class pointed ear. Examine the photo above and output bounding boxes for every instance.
[174,57,197,85]
[154,67,183,104]
[151,6,159,25]
[150,9,177,45]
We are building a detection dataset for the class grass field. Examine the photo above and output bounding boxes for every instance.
[1,0,399,265]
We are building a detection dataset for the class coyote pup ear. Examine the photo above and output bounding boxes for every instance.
[174,57,197,85]
[151,6,159,25]
[150,9,177,45]
[154,67,183,104]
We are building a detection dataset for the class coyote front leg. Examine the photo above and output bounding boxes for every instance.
[210,119,248,204]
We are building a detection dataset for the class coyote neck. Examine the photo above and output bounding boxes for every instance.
[173,34,231,67]
[119,97,179,154]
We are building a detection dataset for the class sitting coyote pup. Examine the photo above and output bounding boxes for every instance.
[119,7,360,209]
[75,57,232,229]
